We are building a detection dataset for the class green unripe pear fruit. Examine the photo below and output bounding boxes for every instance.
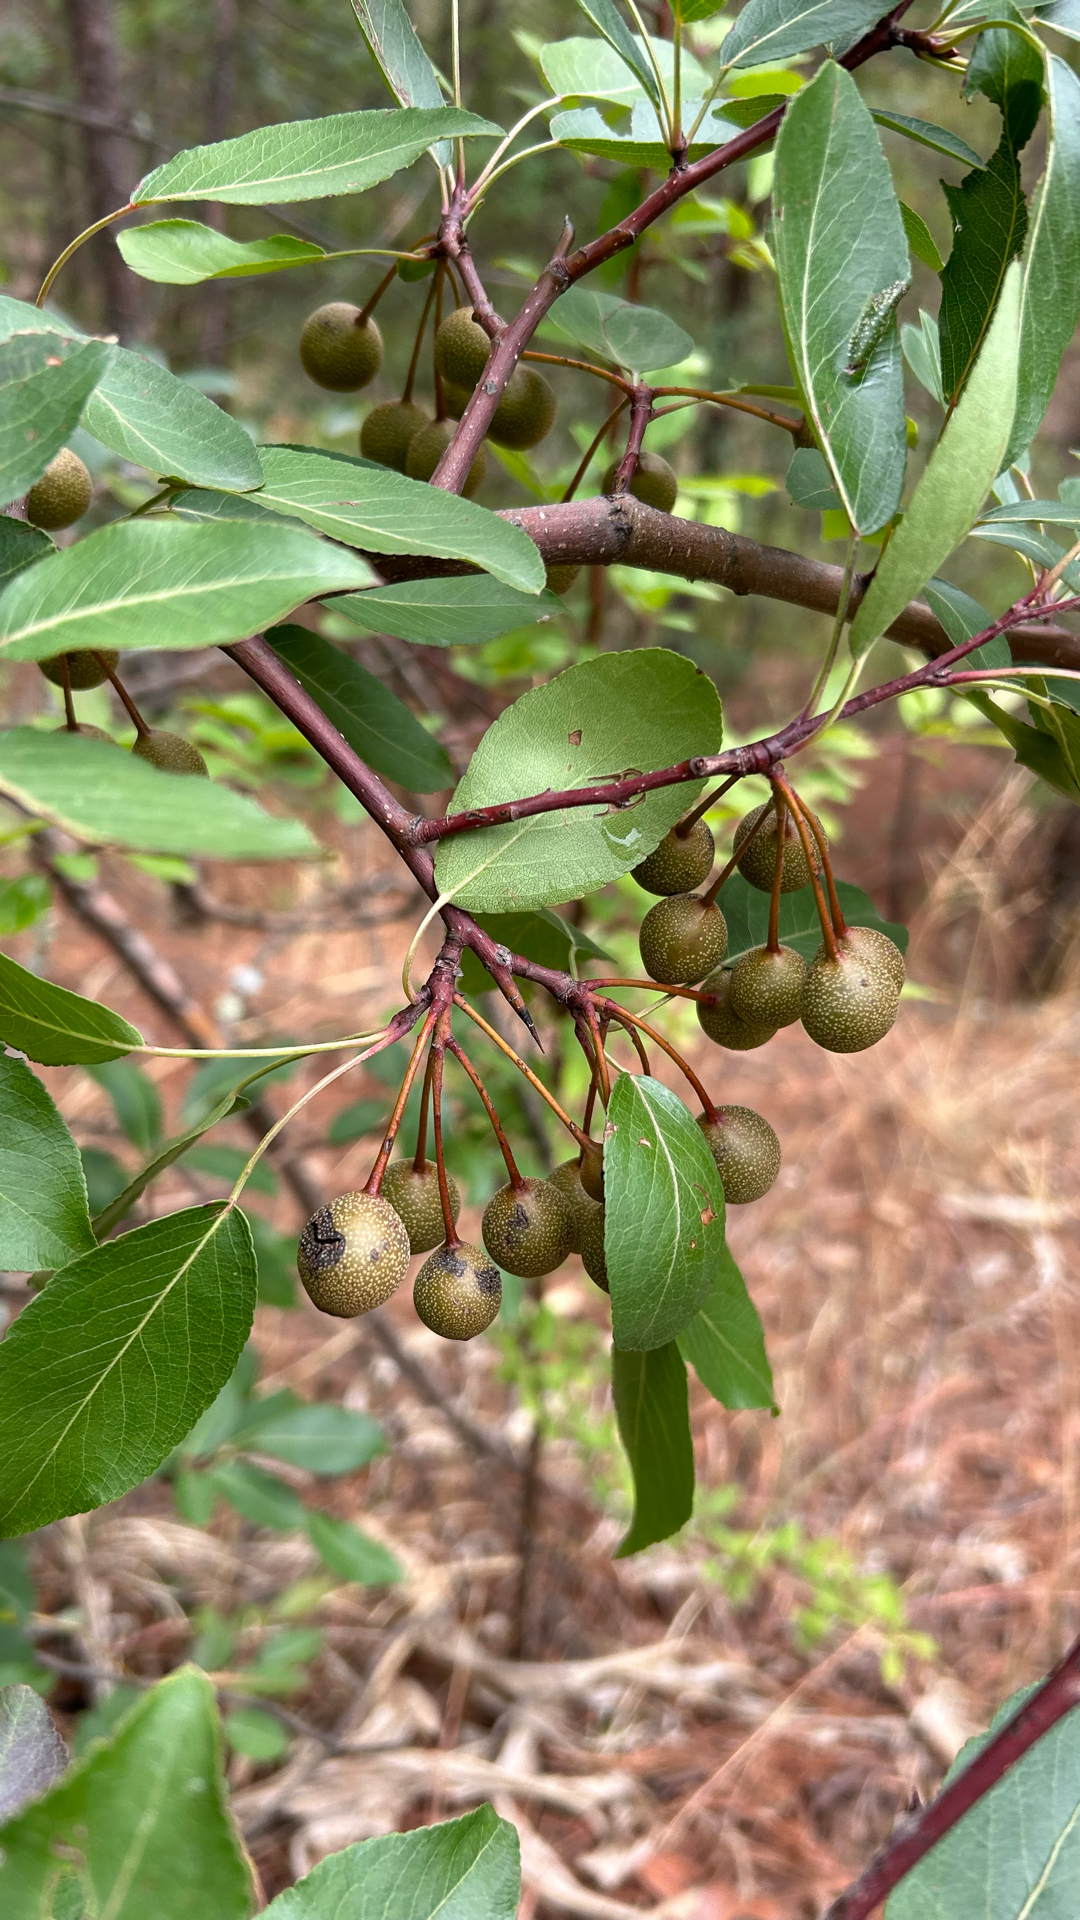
[639,893,728,986]
[578,1140,605,1203]
[632,819,715,896]
[380,1157,461,1254]
[800,947,899,1054]
[482,1175,572,1279]
[821,924,905,992]
[728,944,807,1029]
[547,1158,602,1255]
[26,447,93,531]
[405,418,487,497]
[299,303,383,391]
[545,563,580,595]
[131,729,209,776]
[697,1105,781,1205]
[734,799,826,893]
[413,1240,502,1339]
[696,968,777,1051]
[487,368,557,450]
[360,399,429,472]
[433,306,493,388]
[55,723,118,746]
[580,1207,609,1292]
[601,450,678,514]
[39,649,118,691]
[297,1189,410,1317]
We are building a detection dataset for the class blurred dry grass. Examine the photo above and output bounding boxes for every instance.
[9,754,1080,1917]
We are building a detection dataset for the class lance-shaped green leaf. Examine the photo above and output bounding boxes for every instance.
[132,106,500,206]
[0,518,52,592]
[0,729,319,859]
[351,0,454,164]
[0,1668,254,1918]
[873,108,986,171]
[251,446,544,592]
[207,1459,309,1531]
[0,1056,95,1272]
[773,61,909,533]
[82,348,264,489]
[938,24,1042,402]
[0,331,112,509]
[549,101,746,168]
[0,1685,67,1821]
[266,623,453,791]
[572,0,663,107]
[1005,56,1080,464]
[0,872,50,935]
[86,1060,162,1155]
[721,0,892,69]
[118,219,329,284]
[263,1805,521,1920]
[901,202,945,273]
[0,1204,257,1535]
[434,649,722,911]
[0,952,142,1065]
[967,687,1080,801]
[0,516,370,662]
[605,1073,724,1352]
[612,1343,694,1556]
[921,577,1011,670]
[848,261,1022,656]
[547,285,693,371]
[886,1680,1080,1919]
[539,33,711,104]
[333,573,564,646]
[305,1512,403,1585]
[678,1244,775,1410]
[232,1396,385,1473]
[92,1086,251,1239]
[718,872,908,964]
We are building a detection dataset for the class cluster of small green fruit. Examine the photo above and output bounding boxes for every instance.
[632,797,905,1055]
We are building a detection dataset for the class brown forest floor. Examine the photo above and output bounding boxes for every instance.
[4,683,1080,1917]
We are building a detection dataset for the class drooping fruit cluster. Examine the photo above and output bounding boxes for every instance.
[37,650,210,776]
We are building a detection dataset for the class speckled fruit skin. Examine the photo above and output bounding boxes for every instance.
[601,450,678,513]
[639,894,728,986]
[405,419,487,497]
[488,368,557,450]
[545,563,580,595]
[26,448,93,531]
[132,729,209,776]
[728,944,807,1028]
[482,1176,572,1279]
[632,819,715,896]
[580,1208,609,1291]
[800,948,899,1053]
[433,306,492,388]
[39,649,119,690]
[360,400,428,472]
[299,304,383,391]
[734,800,826,893]
[297,1190,410,1317]
[413,1240,502,1339]
[381,1158,461,1255]
[821,924,905,992]
[579,1140,605,1203]
[696,968,777,1051]
[698,1105,781,1204]
[55,723,118,746]
[547,1159,602,1255]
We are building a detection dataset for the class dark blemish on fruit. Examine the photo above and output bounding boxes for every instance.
[298,1206,344,1273]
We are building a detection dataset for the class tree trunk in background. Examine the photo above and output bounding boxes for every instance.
[63,0,142,341]
[199,0,239,367]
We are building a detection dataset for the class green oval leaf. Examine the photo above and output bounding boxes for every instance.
[848,260,1022,655]
[117,220,328,284]
[0,1668,254,1918]
[677,1243,775,1410]
[612,1343,694,1557]
[0,516,371,662]
[333,573,564,645]
[81,347,264,489]
[606,1072,725,1352]
[235,1398,385,1474]
[0,1204,257,1535]
[0,952,142,1065]
[351,0,455,164]
[1005,55,1080,464]
[873,108,986,173]
[721,0,892,69]
[0,331,112,510]
[207,1459,308,1531]
[263,1805,520,1920]
[0,1056,96,1271]
[572,0,663,107]
[434,649,722,911]
[0,729,319,859]
[305,1511,403,1585]
[266,622,453,791]
[547,285,693,370]
[773,61,910,533]
[252,446,544,592]
[0,517,52,594]
[132,106,501,206]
